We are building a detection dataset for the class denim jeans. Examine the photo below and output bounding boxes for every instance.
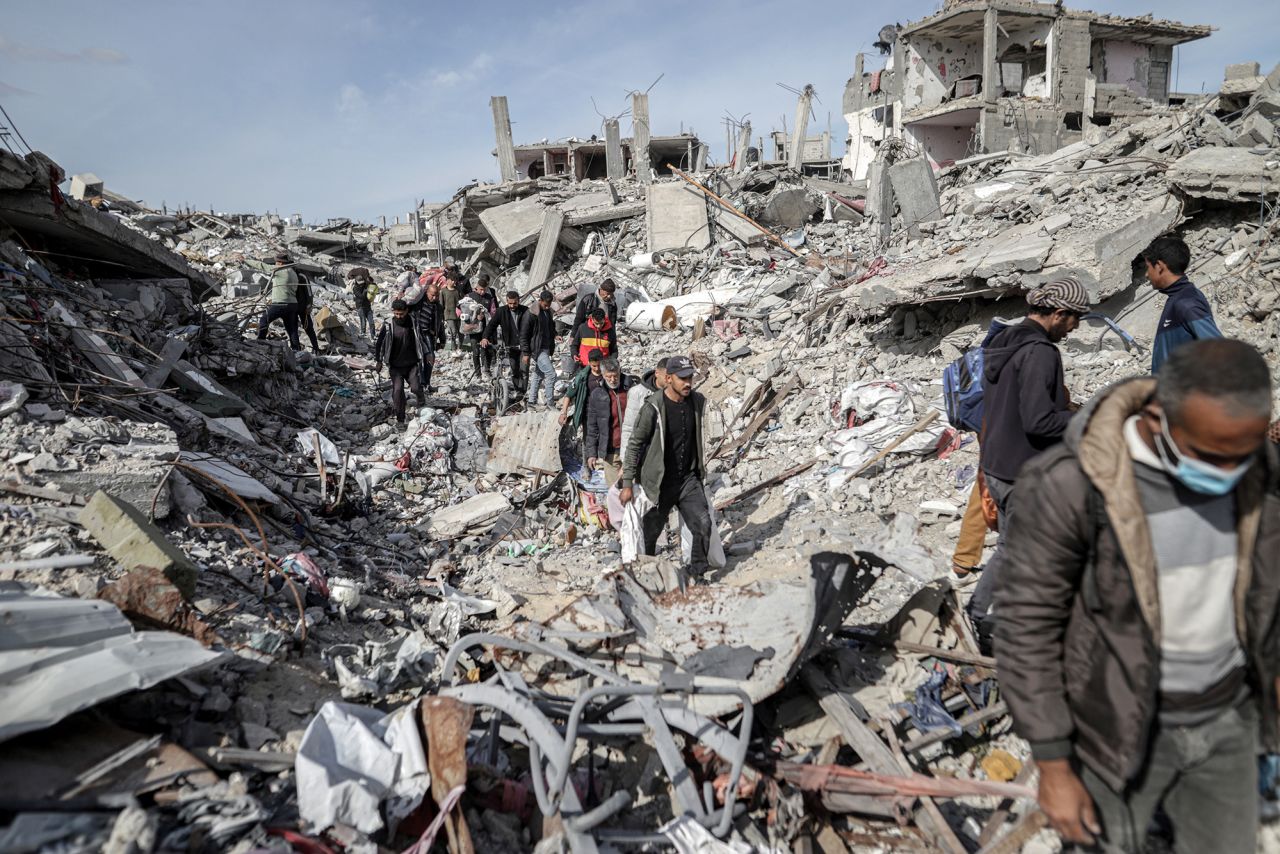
[357,305,374,337]
[527,351,557,406]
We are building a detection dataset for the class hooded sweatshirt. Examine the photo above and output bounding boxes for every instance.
[573,315,615,366]
[979,318,1074,482]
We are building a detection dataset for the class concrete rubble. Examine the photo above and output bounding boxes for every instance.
[0,37,1279,854]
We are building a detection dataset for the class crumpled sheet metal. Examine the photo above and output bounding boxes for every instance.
[0,587,225,742]
[295,700,431,836]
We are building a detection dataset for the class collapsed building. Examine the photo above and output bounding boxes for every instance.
[842,0,1212,178]
[0,19,1278,854]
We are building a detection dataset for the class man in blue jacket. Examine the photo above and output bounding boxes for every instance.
[1143,236,1221,373]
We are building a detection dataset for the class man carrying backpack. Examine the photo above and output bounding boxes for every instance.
[970,277,1090,644]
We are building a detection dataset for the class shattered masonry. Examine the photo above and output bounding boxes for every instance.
[1,7,1279,852]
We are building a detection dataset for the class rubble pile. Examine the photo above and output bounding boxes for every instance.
[0,59,1278,854]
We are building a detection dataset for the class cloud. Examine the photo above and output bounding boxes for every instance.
[337,83,368,115]
[0,35,129,65]
[0,81,34,96]
[427,52,493,89]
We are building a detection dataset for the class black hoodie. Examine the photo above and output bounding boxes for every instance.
[979,318,1074,482]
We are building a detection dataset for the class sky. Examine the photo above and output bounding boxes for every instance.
[2,1,1276,224]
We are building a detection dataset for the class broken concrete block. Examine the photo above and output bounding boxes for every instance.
[887,157,942,239]
[478,196,545,255]
[421,493,511,539]
[1168,146,1280,202]
[646,183,710,253]
[1234,112,1277,148]
[31,436,177,517]
[1038,213,1073,236]
[1226,61,1261,81]
[81,490,199,599]
[759,187,821,228]
[974,233,1054,277]
[69,172,103,201]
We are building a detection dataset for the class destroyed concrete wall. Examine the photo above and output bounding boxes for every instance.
[904,34,983,109]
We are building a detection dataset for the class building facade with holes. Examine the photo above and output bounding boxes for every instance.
[840,0,1210,179]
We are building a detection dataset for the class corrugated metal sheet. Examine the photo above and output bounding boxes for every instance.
[0,587,225,742]
[486,410,563,475]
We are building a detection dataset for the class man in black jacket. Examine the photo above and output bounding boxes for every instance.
[482,290,529,393]
[620,356,713,574]
[520,290,558,408]
[572,278,618,340]
[375,299,425,425]
[585,357,636,485]
[970,277,1089,639]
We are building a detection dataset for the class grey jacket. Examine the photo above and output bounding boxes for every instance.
[995,378,1280,791]
[622,390,706,497]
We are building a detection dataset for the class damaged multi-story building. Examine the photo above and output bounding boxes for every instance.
[842,0,1211,178]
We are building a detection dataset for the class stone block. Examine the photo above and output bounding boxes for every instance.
[81,490,199,599]
[30,437,177,517]
[1235,112,1277,147]
[1226,61,1261,81]
[69,173,103,200]
[887,157,942,239]
[759,187,821,228]
[646,183,710,253]
[478,196,546,255]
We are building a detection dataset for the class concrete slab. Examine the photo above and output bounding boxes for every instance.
[973,233,1054,277]
[81,490,198,598]
[646,183,710,253]
[888,157,942,238]
[478,196,546,255]
[1168,146,1280,202]
[527,209,564,289]
[422,493,512,539]
[710,201,767,245]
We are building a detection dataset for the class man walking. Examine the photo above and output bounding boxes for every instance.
[256,251,302,351]
[440,269,463,353]
[1142,235,1222,373]
[520,290,558,408]
[418,281,445,393]
[347,268,377,339]
[970,277,1090,642]
[995,338,1280,853]
[295,275,322,353]
[620,356,714,576]
[621,356,669,452]
[481,290,529,393]
[460,274,497,379]
[374,299,426,425]
[586,357,636,485]
[572,278,619,336]
[572,307,615,367]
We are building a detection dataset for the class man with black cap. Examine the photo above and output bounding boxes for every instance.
[620,355,714,575]
[374,299,425,425]
[969,276,1091,643]
[520,290,559,408]
[256,251,302,351]
[481,290,529,394]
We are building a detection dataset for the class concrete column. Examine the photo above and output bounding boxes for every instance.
[788,85,814,171]
[604,119,624,181]
[854,54,865,112]
[491,96,518,183]
[694,143,709,172]
[631,93,651,184]
[734,121,752,172]
[980,7,999,152]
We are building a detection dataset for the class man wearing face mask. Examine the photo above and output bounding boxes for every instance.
[969,277,1091,643]
[995,338,1280,853]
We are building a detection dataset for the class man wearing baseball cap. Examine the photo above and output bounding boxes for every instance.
[620,355,714,575]
[969,276,1091,645]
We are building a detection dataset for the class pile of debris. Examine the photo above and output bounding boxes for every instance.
[0,57,1278,854]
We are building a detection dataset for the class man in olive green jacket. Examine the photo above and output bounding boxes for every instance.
[256,251,302,351]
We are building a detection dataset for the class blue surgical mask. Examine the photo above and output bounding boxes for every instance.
[1155,412,1251,496]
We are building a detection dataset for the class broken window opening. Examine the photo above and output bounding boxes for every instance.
[1063,112,1083,131]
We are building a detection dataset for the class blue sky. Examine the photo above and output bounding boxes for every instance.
[2,1,1275,223]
